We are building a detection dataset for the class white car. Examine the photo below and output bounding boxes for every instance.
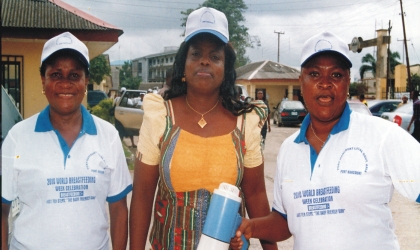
[114,90,146,139]
[380,103,413,133]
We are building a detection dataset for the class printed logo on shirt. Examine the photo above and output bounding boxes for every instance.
[86,151,108,174]
[46,176,96,204]
[293,186,345,218]
[336,147,369,175]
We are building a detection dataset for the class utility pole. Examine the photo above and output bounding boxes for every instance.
[399,0,412,98]
[274,30,285,63]
[397,38,410,65]
[386,20,392,99]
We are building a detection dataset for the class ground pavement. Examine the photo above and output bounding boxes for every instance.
[124,123,420,250]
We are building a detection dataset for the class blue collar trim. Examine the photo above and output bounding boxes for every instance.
[34,105,97,166]
[293,103,352,178]
[35,105,97,135]
[294,102,352,144]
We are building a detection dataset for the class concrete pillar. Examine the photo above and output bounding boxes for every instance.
[288,84,293,100]
[375,29,388,99]
[250,84,256,99]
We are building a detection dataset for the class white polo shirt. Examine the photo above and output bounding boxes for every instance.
[2,105,132,250]
[273,103,420,250]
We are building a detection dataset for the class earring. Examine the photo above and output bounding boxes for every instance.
[85,89,87,95]
[42,90,45,95]
[181,73,186,82]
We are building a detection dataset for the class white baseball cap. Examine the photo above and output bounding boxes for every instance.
[185,7,229,43]
[41,32,89,68]
[300,31,352,68]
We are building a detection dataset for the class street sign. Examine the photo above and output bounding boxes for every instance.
[350,37,362,53]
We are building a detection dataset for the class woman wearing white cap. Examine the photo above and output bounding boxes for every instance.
[232,31,420,250]
[1,32,132,250]
[130,7,276,250]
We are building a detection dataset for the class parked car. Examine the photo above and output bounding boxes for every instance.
[367,99,401,117]
[87,90,108,107]
[381,103,414,133]
[347,100,372,116]
[272,100,307,127]
[114,90,146,138]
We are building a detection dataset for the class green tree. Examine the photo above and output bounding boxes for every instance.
[359,53,376,79]
[349,82,369,97]
[180,0,251,68]
[359,51,401,79]
[408,73,420,92]
[91,99,114,123]
[118,60,141,90]
[118,61,132,83]
[89,55,110,85]
[121,77,142,90]
[388,50,401,75]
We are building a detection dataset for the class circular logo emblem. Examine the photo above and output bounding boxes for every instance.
[314,39,332,52]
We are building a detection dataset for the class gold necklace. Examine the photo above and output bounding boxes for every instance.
[310,123,326,148]
[185,97,219,128]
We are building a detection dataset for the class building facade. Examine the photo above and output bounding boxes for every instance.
[235,60,301,110]
[131,46,178,90]
[1,0,122,119]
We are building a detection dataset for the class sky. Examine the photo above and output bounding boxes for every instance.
[62,0,420,80]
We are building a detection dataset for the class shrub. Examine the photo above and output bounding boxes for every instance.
[91,99,114,123]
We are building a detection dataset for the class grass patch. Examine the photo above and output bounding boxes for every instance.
[122,142,135,171]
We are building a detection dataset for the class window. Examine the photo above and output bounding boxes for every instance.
[2,55,23,113]
[138,62,142,74]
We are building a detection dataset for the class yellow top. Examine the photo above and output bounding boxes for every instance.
[170,130,237,191]
[137,94,265,192]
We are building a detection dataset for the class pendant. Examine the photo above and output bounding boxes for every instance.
[198,117,207,128]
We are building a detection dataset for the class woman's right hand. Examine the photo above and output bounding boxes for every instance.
[230,218,254,250]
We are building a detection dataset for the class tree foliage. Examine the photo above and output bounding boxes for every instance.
[349,82,369,97]
[121,77,142,90]
[359,53,376,79]
[180,0,251,68]
[388,50,401,74]
[118,60,142,90]
[90,98,114,123]
[359,51,401,79]
[408,73,420,92]
[89,55,110,85]
[119,61,132,82]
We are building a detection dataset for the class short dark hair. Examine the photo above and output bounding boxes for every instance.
[165,33,254,115]
[40,50,90,77]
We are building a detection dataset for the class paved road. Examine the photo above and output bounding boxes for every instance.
[125,122,420,249]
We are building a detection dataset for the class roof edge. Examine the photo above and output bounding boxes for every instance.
[2,28,121,42]
[50,0,122,31]
[248,60,269,80]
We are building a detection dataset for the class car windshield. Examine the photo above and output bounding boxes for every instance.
[282,101,304,109]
